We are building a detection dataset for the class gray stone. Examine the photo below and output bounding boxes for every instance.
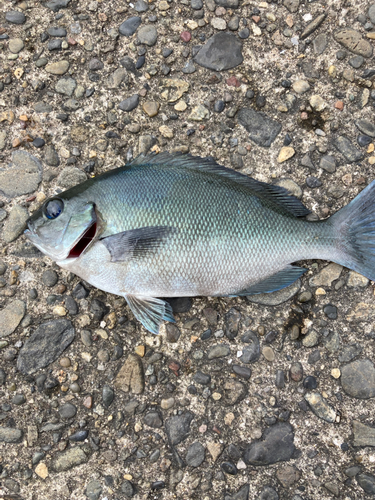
[320,155,336,173]
[144,411,163,428]
[9,38,24,54]
[137,25,157,46]
[238,108,282,147]
[44,145,60,167]
[283,0,299,13]
[357,473,375,495]
[55,77,77,96]
[0,150,42,198]
[207,344,230,359]
[34,102,53,113]
[228,15,239,31]
[114,354,145,394]
[223,379,247,405]
[332,135,364,163]
[259,486,278,500]
[243,423,295,465]
[353,420,375,447]
[52,447,88,472]
[59,403,77,419]
[119,16,141,36]
[369,4,375,24]
[138,134,156,154]
[57,167,86,189]
[63,98,81,111]
[339,344,362,363]
[349,55,364,68]
[85,480,102,500]
[194,33,243,71]
[334,28,373,58]
[135,0,148,12]
[341,359,375,399]
[0,300,26,337]
[304,392,337,422]
[225,484,250,500]
[5,11,26,24]
[214,0,239,6]
[186,442,205,467]
[45,0,71,11]
[102,385,114,408]
[17,319,75,374]
[313,33,327,55]
[355,119,375,138]
[118,94,139,112]
[240,331,260,363]
[3,205,29,243]
[47,27,67,37]
[301,13,326,40]
[165,411,194,445]
[0,427,23,443]
[0,131,6,151]
[108,68,127,89]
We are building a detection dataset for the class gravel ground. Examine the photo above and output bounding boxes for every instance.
[2,0,375,499]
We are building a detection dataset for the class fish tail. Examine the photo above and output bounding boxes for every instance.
[330,180,375,280]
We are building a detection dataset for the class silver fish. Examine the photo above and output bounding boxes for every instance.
[25,152,375,334]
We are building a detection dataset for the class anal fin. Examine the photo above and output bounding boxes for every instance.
[234,265,307,296]
[125,295,175,334]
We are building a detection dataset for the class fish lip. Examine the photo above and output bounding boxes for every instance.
[66,210,98,260]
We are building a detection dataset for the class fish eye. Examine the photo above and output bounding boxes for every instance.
[44,199,64,220]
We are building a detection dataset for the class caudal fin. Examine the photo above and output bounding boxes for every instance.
[331,180,375,281]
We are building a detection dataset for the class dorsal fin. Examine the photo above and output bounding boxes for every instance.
[127,152,310,218]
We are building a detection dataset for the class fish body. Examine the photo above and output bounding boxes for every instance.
[26,153,375,333]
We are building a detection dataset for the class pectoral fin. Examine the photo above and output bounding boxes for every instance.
[125,295,175,334]
[101,226,177,262]
[234,265,307,296]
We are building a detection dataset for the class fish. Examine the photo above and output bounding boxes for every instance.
[25,152,375,334]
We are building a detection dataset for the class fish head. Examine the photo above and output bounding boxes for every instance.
[25,196,98,262]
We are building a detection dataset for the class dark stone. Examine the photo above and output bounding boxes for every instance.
[118,95,139,112]
[102,385,114,408]
[59,402,77,419]
[72,282,90,299]
[259,486,279,500]
[33,137,45,148]
[243,423,295,465]
[214,100,225,113]
[323,304,337,319]
[165,411,194,445]
[306,176,322,188]
[151,481,165,490]
[121,479,135,497]
[144,411,163,428]
[357,135,372,147]
[238,108,282,147]
[221,462,238,475]
[341,358,375,399]
[355,119,375,137]
[194,32,243,71]
[47,27,67,37]
[5,11,26,24]
[45,0,71,11]
[65,296,78,315]
[332,135,364,163]
[69,430,89,442]
[240,331,260,362]
[303,375,317,390]
[165,324,181,342]
[275,369,285,388]
[186,441,205,467]
[42,269,58,287]
[17,319,75,374]
[232,365,251,379]
[357,473,375,494]
[88,58,104,71]
[225,484,250,500]
[90,298,109,321]
[193,371,211,385]
[85,480,102,500]
[225,308,241,339]
[119,16,142,36]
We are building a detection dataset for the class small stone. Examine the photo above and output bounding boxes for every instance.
[57,168,86,189]
[347,271,369,288]
[238,108,281,148]
[304,392,337,422]
[277,146,295,163]
[189,104,209,121]
[262,346,275,362]
[357,474,375,495]
[0,300,26,338]
[45,60,70,75]
[137,25,157,46]
[276,465,301,488]
[9,38,24,54]
[194,32,243,71]
[119,16,141,36]
[309,263,342,287]
[320,155,336,173]
[341,358,375,399]
[119,95,139,112]
[114,354,144,394]
[52,447,88,472]
[207,344,230,359]
[143,101,160,117]
[0,150,42,198]
[334,28,373,58]
[144,411,163,428]
[333,136,364,162]
[5,11,26,24]
[244,423,295,465]
[292,80,310,94]
[186,442,205,467]
[0,427,23,443]
[35,462,48,479]
[290,362,303,381]
[165,411,194,445]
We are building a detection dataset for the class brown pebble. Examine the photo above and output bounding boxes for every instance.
[55,284,67,294]
[12,138,22,148]
[257,325,265,336]
[70,382,81,393]
[290,324,300,340]
[262,346,275,361]
[134,345,145,357]
[60,357,71,368]
[143,101,160,117]
[335,100,344,110]
[83,395,93,408]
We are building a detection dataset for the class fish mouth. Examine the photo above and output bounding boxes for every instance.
[67,220,97,259]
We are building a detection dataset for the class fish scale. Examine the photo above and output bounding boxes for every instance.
[25,152,375,334]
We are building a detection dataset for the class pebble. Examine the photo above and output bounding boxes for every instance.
[119,94,139,112]
[186,442,205,467]
[290,362,303,382]
[309,263,342,287]
[262,346,275,362]
[243,423,295,465]
[59,402,77,419]
[357,474,375,495]
[304,392,337,422]
[238,108,281,147]
[207,344,230,359]
[0,300,26,338]
[9,38,24,54]
[57,167,86,189]
[0,150,42,198]
[320,155,336,173]
[355,119,375,137]
[334,28,373,58]
[144,411,163,428]
[17,319,75,374]
[3,205,29,244]
[333,135,364,162]
[5,11,26,24]
[341,358,375,399]
[194,33,243,71]
[45,60,70,75]
[114,353,145,394]
[52,447,88,472]
[277,146,295,163]
[313,33,327,54]
[292,80,310,94]
[0,427,23,443]
[137,25,157,46]
[143,101,160,117]
[119,16,141,36]
[165,411,194,445]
